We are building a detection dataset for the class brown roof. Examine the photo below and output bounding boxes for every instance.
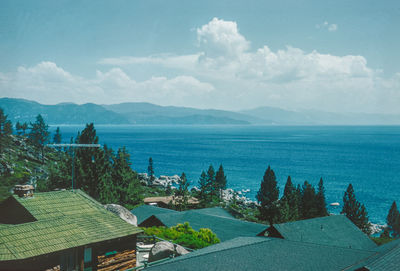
[143,196,199,205]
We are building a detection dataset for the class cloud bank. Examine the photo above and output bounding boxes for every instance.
[1,18,399,114]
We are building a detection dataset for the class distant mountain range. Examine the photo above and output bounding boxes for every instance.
[1,98,399,125]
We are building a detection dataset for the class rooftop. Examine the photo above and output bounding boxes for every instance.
[268,215,377,250]
[0,190,142,261]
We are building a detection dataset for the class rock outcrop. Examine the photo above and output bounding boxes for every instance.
[104,204,138,226]
[148,241,190,262]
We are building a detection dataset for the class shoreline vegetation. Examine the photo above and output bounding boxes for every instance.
[1,107,399,246]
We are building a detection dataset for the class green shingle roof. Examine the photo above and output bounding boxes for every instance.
[144,237,378,271]
[131,204,178,225]
[188,207,235,219]
[268,215,377,250]
[350,239,400,271]
[0,190,142,261]
[140,212,267,242]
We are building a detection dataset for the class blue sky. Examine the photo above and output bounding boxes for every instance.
[1,0,399,113]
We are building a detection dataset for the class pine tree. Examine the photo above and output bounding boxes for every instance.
[257,166,280,225]
[341,184,371,234]
[198,171,208,206]
[0,108,12,152]
[15,121,22,135]
[215,164,227,200]
[316,178,328,217]
[28,114,49,163]
[280,176,299,222]
[301,181,318,219]
[148,157,155,182]
[53,127,62,144]
[206,165,216,199]
[74,123,105,198]
[174,172,189,211]
[386,201,400,238]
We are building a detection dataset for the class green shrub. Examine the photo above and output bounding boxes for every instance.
[142,222,220,249]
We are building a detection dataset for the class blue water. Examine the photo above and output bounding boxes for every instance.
[51,125,400,224]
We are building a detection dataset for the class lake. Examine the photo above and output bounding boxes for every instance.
[52,125,400,224]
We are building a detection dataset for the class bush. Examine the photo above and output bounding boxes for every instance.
[142,222,220,249]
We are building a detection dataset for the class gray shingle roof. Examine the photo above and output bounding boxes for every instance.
[268,215,377,250]
[144,237,378,271]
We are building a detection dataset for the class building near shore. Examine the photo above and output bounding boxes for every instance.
[0,189,142,271]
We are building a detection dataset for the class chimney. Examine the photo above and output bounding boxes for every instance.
[13,185,34,198]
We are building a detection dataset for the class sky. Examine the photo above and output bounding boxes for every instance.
[0,0,399,113]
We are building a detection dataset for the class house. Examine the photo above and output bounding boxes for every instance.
[351,238,400,271]
[143,196,199,208]
[141,215,400,271]
[133,206,267,242]
[0,189,142,271]
[142,236,378,271]
[131,204,178,225]
[265,215,377,250]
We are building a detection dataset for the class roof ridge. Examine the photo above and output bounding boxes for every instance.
[154,237,271,266]
[277,238,378,253]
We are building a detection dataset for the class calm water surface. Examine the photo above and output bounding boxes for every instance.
[52,125,400,224]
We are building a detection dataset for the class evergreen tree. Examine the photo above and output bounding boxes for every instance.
[206,165,217,199]
[28,114,49,162]
[198,170,208,206]
[111,147,143,208]
[0,108,12,152]
[148,157,155,182]
[300,181,318,219]
[341,184,371,234]
[386,201,400,238]
[215,164,227,199]
[74,123,105,198]
[257,166,280,225]
[15,121,22,135]
[280,176,299,222]
[174,172,189,211]
[53,127,62,144]
[21,122,28,135]
[316,178,328,217]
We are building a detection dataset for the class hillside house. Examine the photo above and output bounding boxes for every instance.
[0,189,142,271]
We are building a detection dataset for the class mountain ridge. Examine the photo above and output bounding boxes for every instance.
[1,98,399,125]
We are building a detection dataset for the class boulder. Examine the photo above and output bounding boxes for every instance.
[104,204,138,226]
[148,241,175,262]
[175,245,189,256]
[148,241,190,262]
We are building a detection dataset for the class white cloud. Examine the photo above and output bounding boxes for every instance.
[2,18,399,114]
[316,21,338,32]
[197,17,250,59]
[0,62,215,107]
[328,24,338,32]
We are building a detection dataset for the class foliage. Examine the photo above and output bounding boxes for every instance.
[215,164,227,199]
[142,222,220,249]
[28,114,49,163]
[300,181,318,219]
[0,108,13,152]
[386,201,400,238]
[148,157,155,181]
[341,184,371,234]
[174,172,190,211]
[256,166,280,225]
[53,127,62,144]
[280,176,299,222]
[316,178,328,217]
